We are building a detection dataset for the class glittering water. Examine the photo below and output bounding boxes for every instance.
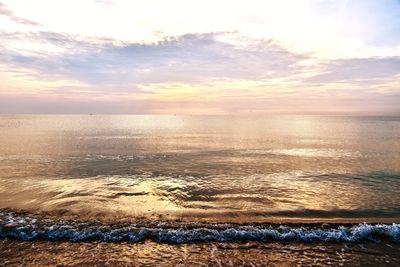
[0,115,399,222]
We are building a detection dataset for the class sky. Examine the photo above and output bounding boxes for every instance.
[0,0,399,115]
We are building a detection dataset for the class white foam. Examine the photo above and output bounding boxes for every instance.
[0,212,399,244]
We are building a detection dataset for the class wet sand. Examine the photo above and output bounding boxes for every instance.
[1,239,399,266]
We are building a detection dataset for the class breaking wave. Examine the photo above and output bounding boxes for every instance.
[1,211,399,244]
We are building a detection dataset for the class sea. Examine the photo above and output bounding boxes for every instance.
[0,115,399,266]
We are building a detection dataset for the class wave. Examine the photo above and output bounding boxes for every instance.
[1,211,399,244]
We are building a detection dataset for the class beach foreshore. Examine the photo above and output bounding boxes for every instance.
[1,209,400,266]
[1,239,399,267]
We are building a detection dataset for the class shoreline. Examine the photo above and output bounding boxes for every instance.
[1,208,400,227]
[1,209,399,244]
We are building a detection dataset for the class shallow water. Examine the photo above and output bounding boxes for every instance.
[0,115,399,222]
[0,115,400,265]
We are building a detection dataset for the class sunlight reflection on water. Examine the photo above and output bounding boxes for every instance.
[0,115,399,222]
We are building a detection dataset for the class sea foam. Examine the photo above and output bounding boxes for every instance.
[1,212,399,244]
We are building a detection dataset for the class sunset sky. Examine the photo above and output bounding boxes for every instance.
[0,0,399,114]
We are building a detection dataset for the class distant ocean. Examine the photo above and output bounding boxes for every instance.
[0,115,399,266]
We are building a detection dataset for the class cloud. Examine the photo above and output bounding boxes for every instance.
[0,24,399,115]
[307,57,400,84]
[0,2,40,26]
[0,32,305,87]
[94,0,115,6]
[0,93,150,114]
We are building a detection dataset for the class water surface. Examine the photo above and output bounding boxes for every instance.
[0,115,399,222]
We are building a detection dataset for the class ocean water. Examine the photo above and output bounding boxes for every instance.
[0,115,399,265]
